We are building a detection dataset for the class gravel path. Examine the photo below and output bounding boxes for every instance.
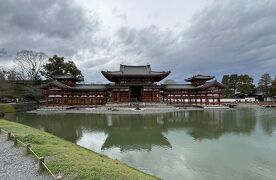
[32,107,205,115]
[0,134,51,180]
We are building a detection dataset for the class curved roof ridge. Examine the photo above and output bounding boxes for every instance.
[120,64,150,67]
[185,74,215,82]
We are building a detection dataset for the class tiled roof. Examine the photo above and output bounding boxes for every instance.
[185,74,214,81]
[53,74,82,81]
[102,64,170,82]
[120,64,151,74]
[40,80,72,89]
[165,84,197,89]
[200,80,224,88]
[73,84,107,90]
[165,80,224,90]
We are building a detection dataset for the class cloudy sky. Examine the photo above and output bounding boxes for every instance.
[0,0,276,83]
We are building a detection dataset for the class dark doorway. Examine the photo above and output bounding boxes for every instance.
[130,86,142,102]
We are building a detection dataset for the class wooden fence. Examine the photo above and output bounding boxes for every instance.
[0,128,62,180]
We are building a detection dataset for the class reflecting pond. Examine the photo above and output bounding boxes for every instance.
[4,107,276,180]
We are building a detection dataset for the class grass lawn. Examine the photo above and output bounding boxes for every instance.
[0,119,158,180]
[0,104,17,113]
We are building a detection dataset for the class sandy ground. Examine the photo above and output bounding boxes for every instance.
[29,105,240,115]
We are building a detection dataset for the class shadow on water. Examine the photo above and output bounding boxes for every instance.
[4,109,258,151]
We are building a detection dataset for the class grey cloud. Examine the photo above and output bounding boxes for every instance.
[1,0,276,83]
[178,0,276,77]
[115,25,176,61]
[109,0,276,82]
[112,8,127,21]
[0,48,8,57]
[0,0,99,57]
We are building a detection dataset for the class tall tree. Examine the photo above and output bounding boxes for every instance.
[237,74,255,95]
[14,50,48,81]
[43,55,83,80]
[258,73,272,95]
[229,74,238,94]
[221,75,232,98]
[269,80,276,97]
[64,61,83,79]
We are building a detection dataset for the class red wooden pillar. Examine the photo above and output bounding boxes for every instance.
[129,88,131,102]
[118,89,121,102]
[183,93,185,105]
[212,97,215,105]
[61,95,64,107]
[45,96,48,107]
[218,93,221,105]
[151,90,154,102]
[141,87,144,102]
[112,91,115,102]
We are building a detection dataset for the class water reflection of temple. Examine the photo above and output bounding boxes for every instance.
[102,114,172,151]
[5,109,257,152]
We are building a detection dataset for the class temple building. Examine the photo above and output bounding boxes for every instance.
[164,75,224,105]
[102,64,170,102]
[40,64,224,107]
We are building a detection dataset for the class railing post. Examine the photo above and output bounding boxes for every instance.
[8,132,11,140]
[26,144,31,154]
[14,137,18,146]
[39,157,45,172]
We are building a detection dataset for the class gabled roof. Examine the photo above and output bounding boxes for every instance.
[73,84,107,90]
[185,74,214,82]
[120,64,151,74]
[53,74,82,82]
[164,84,196,90]
[40,80,72,90]
[164,80,224,90]
[200,80,225,89]
[101,64,170,82]
[41,81,108,90]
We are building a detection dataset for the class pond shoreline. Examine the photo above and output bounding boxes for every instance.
[29,106,235,115]
[27,102,266,115]
[0,119,158,179]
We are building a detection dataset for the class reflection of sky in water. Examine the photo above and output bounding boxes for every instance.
[77,131,107,152]
[4,108,276,180]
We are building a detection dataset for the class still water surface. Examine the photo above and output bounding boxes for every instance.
[4,108,276,180]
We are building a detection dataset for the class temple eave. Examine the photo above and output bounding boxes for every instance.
[101,71,170,82]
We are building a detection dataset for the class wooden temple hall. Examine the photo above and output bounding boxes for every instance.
[41,64,224,107]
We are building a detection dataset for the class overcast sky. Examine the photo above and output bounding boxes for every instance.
[0,0,276,83]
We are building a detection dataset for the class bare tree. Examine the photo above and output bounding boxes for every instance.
[0,67,6,80]
[0,66,23,81]
[14,50,48,81]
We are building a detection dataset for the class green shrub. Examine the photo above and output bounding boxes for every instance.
[0,104,16,113]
